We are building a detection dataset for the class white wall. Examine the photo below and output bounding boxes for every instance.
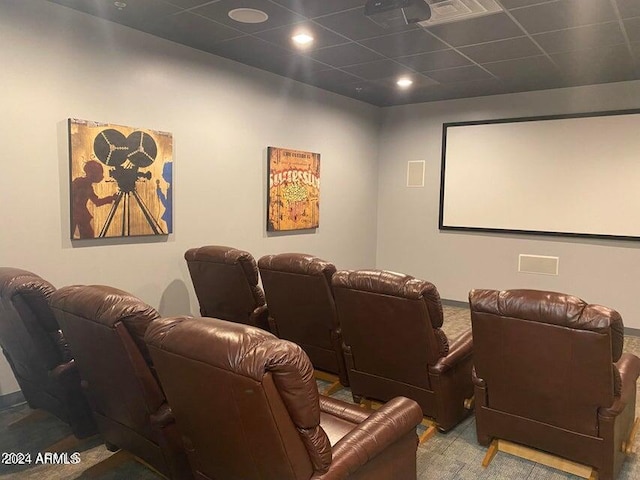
[0,0,381,395]
[376,80,640,329]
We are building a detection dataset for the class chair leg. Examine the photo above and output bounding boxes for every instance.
[483,439,595,478]
[323,380,342,396]
[419,418,437,444]
[622,417,640,455]
[482,440,499,467]
[464,396,475,410]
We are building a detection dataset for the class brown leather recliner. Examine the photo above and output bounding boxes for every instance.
[332,270,474,432]
[145,316,423,480]
[0,268,96,438]
[184,245,269,331]
[470,288,640,480]
[258,253,349,387]
[50,285,192,480]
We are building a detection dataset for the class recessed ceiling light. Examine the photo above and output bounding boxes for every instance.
[292,33,314,46]
[114,1,127,9]
[397,77,413,88]
[228,8,269,24]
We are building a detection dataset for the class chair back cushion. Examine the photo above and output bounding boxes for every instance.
[145,316,332,480]
[258,254,341,368]
[0,268,64,385]
[470,288,622,436]
[185,246,265,323]
[50,285,164,440]
[332,270,447,389]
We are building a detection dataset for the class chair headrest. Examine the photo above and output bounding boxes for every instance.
[470,288,624,361]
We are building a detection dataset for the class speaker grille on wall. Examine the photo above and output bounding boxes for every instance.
[518,254,559,276]
[407,161,425,187]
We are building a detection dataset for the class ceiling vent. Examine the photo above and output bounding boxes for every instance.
[418,0,503,27]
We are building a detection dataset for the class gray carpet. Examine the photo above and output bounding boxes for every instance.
[1,305,639,479]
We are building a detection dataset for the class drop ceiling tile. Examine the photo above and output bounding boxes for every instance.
[49,0,180,27]
[510,0,616,34]
[419,78,506,102]
[615,0,640,19]
[268,0,364,18]
[500,76,569,93]
[533,22,626,55]
[342,59,415,81]
[208,35,297,70]
[426,13,524,47]
[625,17,640,43]
[307,69,363,87]
[460,36,542,64]
[255,21,349,52]
[396,49,472,72]
[141,12,242,50]
[359,29,448,58]
[551,44,637,82]
[499,0,556,9]
[446,78,507,97]
[360,29,448,58]
[193,0,305,34]
[426,65,494,83]
[306,43,384,67]
[314,7,417,41]
[483,55,559,81]
[163,0,210,8]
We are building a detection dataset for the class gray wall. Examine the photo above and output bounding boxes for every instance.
[0,0,381,395]
[376,80,640,329]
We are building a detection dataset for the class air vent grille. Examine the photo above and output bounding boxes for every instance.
[419,0,502,26]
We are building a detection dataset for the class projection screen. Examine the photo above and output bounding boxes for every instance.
[439,109,640,240]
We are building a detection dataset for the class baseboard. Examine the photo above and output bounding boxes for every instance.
[442,299,468,309]
[625,327,640,337]
[0,391,25,410]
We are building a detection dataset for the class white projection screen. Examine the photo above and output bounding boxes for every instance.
[439,110,640,240]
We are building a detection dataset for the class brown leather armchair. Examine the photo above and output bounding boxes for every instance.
[145,316,423,480]
[184,245,269,331]
[470,289,640,480]
[331,270,473,432]
[258,253,349,387]
[0,267,96,438]
[50,285,192,480]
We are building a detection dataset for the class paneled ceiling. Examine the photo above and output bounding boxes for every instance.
[47,0,640,106]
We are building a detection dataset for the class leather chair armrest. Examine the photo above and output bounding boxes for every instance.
[319,395,372,424]
[150,403,176,429]
[429,329,472,374]
[312,397,422,479]
[600,353,640,419]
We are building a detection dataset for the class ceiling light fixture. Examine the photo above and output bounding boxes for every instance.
[114,1,127,9]
[292,33,314,47]
[397,77,413,88]
[228,8,269,24]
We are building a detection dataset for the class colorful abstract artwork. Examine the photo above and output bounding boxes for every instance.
[68,119,173,239]
[267,147,320,231]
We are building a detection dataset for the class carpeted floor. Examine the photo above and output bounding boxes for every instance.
[1,305,639,479]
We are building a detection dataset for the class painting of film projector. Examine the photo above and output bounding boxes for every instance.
[68,119,173,239]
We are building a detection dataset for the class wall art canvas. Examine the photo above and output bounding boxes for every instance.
[267,147,320,231]
[68,118,173,239]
